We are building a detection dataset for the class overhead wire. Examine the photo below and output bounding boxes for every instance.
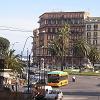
[0,25,32,32]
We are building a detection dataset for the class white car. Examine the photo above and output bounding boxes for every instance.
[45,86,52,91]
[45,90,63,100]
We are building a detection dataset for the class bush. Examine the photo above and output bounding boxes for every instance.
[64,69,100,76]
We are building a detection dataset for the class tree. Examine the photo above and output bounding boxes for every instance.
[73,38,91,57]
[48,25,70,70]
[0,37,23,74]
[88,46,100,68]
[0,37,10,54]
[73,38,91,72]
[4,49,23,73]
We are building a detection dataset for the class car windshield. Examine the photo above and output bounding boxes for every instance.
[49,90,57,94]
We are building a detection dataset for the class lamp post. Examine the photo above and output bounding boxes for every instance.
[21,36,33,60]
[12,42,19,50]
[21,36,33,93]
[34,46,44,84]
[15,71,18,92]
[28,54,31,93]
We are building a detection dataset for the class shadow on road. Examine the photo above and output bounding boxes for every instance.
[96,84,100,87]
[63,91,100,96]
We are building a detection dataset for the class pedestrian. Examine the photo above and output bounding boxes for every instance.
[45,89,48,94]
[12,84,15,91]
[72,75,76,82]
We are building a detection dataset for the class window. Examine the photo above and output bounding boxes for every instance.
[51,19,56,24]
[48,28,51,32]
[52,28,55,33]
[48,28,52,32]
[87,32,91,38]
[48,19,51,24]
[44,20,47,24]
[93,32,97,38]
[55,28,58,32]
[47,34,54,40]
[94,24,98,30]
[93,40,97,45]
[47,35,50,40]
[74,19,78,24]
[87,25,91,31]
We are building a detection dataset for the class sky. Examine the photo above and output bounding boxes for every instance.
[0,0,100,56]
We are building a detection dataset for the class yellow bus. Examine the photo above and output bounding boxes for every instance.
[47,71,68,87]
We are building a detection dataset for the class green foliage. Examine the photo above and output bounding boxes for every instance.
[0,37,23,73]
[48,24,70,57]
[48,39,58,56]
[48,25,70,70]
[73,38,91,57]
[4,49,23,73]
[64,69,100,76]
[88,46,100,66]
[0,37,10,53]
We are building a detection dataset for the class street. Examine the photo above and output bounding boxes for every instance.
[17,75,100,100]
[63,95,100,100]
[59,75,100,100]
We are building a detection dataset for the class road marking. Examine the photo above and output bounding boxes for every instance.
[63,96,88,100]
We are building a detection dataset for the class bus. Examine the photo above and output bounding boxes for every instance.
[47,71,68,87]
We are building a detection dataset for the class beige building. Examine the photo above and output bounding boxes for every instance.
[85,17,100,50]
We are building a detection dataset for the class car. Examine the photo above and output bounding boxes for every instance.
[44,90,63,100]
[45,86,53,91]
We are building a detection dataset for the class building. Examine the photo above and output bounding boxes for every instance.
[33,11,90,67]
[85,17,100,50]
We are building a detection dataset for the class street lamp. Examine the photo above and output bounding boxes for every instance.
[15,71,18,92]
[21,36,33,60]
[11,42,19,50]
[27,54,31,93]
[21,36,33,93]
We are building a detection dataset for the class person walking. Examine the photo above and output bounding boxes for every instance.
[72,75,76,82]
[11,84,15,91]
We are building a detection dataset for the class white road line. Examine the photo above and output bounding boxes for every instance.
[63,96,88,100]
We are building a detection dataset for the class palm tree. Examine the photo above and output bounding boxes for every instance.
[88,46,100,69]
[48,25,70,70]
[4,49,23,74]
[73,38,91,72]
[73,38,91,57]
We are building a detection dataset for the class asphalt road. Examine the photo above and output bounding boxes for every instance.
[59,75,100,100]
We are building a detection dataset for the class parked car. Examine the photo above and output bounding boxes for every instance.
[44,90,63,100]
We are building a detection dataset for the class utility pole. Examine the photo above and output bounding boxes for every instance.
[28,55,30,93]
[72,47,74,69]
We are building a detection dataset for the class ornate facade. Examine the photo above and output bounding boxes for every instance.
[33,12,90,67]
